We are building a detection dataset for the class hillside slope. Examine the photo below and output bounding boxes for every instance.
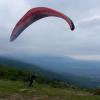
[0,56,100,88]
[0,80,100,100]
[0,64,100,100]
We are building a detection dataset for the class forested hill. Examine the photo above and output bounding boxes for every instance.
[0,64,76,88]
[0,57,74,82]
[0,57,100,88]
[0,57,78,84]
[0,57,71,80]
[0,57,59,77]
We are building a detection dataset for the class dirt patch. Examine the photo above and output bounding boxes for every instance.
[1,94,46,100]
[0,93,65,100]
[1,93,24,100]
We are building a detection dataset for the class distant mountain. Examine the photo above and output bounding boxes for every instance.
[11,54,100,79]
[0,54,100,88]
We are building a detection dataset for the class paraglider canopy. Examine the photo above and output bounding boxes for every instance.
[10,7,75,42]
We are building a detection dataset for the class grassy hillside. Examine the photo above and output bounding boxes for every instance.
[0,80,100,100]
[0,64,100,99]
[0,64,79,88]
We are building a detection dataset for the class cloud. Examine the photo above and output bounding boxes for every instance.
[0,0,100,60]
[77,16,100,31]
[0,0,31,27]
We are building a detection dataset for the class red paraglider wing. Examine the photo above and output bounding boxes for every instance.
[10,7,75,42]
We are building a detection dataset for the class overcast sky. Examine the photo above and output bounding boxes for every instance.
[0,0,100,61]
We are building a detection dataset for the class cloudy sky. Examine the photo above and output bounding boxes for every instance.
[0,0,100,61]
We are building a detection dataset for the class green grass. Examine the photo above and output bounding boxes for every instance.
[0,80,100,100]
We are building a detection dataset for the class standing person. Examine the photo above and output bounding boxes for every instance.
[28,73,37,86]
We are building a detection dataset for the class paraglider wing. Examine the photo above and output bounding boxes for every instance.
[10,7,75,42]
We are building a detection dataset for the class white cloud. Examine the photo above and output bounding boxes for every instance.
[0,0,31,27]
[0,0,100,60]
